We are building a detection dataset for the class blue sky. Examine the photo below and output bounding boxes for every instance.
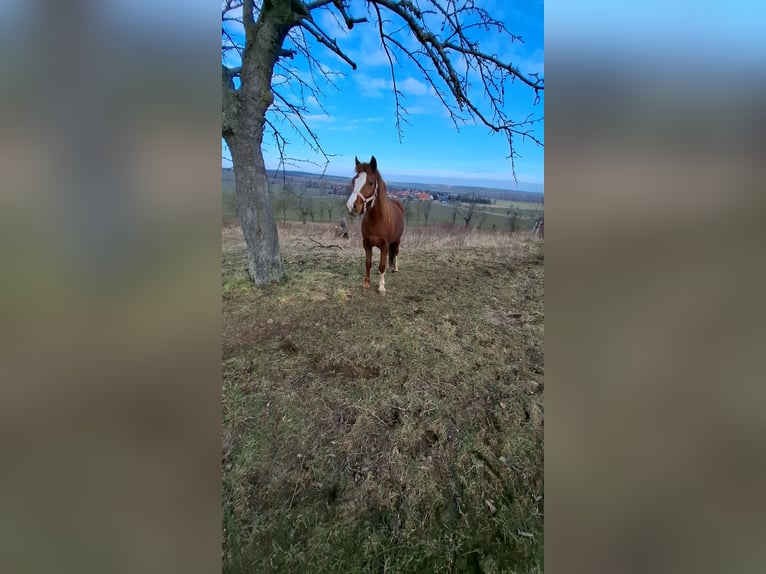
[222,0,543,192]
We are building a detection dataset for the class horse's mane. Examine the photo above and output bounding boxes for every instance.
[373,169,392,227]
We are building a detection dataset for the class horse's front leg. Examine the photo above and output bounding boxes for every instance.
[378,243,389,293]
[363,240,372,289]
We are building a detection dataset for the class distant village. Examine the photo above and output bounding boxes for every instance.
[320,181,493,205]
[251,170,541,206]
[260,173,542,205]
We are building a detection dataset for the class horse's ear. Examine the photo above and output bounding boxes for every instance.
[370,156,377,171]
[355,156,360,167]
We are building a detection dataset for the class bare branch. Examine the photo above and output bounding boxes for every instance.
[305,0,334,9]
[373,3,408,142]
[222,65,240,82]
[298,18,358,69]
[363,0,544,180]
[443,40,543,93]
[242,0,255,28]
[309,237,344,250]
[222,28,244,62]
[224,0,543,182]
[383,30,467,128]
[222,0,242,19]
[332,0,369,29]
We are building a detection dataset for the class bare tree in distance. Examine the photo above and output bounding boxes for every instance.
[464,194,476,228]
[403,198,413,225]
[507,210,518,232]
[422,199,433,226]
[295,190,311,224]
[222,0,544,286]
[274,192,288,224]
[450,202,460,227]
[324,200,335,222]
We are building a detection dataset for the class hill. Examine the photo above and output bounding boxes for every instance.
[222,168,543,204]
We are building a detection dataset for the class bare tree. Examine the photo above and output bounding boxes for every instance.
[273,192,287,225]
[295,190,311,224]
[222,0,544,286]
[505,209,519,232]
[403,197,413,225]
[422,199,433,226]
[463,194,476,227]
[450,202,460,227]
[324,201,335,222]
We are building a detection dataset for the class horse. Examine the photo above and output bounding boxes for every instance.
[345,156,405,293]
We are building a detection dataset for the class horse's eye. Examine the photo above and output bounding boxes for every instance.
[368,181,374,186]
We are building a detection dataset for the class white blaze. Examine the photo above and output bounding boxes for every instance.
[346,172,367,213]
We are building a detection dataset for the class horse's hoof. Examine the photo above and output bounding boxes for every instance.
[363,283,370,290]
[378,286,386,294]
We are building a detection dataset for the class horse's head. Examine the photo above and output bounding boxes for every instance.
[346,155,379,216]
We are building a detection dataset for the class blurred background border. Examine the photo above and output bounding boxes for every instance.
[1,1,765,573]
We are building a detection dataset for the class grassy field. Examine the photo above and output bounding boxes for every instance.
[222,221,544,573]
[223,186,542,232]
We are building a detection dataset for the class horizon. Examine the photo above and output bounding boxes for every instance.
[222,0,544,194]
[222,165,544,195]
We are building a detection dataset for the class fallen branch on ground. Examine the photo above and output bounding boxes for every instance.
[293,237,345,250]
[309,237,345,250]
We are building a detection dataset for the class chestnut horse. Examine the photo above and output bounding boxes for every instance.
[345,156,405,293]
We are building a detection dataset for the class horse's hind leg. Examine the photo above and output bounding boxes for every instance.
[378,244,389,293]
[389,240,400,272]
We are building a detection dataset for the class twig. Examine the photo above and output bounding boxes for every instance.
[309,237,344,250]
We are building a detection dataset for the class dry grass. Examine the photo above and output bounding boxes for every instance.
[222,220,544,573]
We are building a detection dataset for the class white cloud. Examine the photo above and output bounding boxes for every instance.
[398,77,429,96]
[302,113,333,123]
[352,73,391,98]
[352,73,437,99]
[356,45,391,68]
[326,116,385,132]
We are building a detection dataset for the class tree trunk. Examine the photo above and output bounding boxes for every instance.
[225,130,286,286]
[222,0,298,287]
